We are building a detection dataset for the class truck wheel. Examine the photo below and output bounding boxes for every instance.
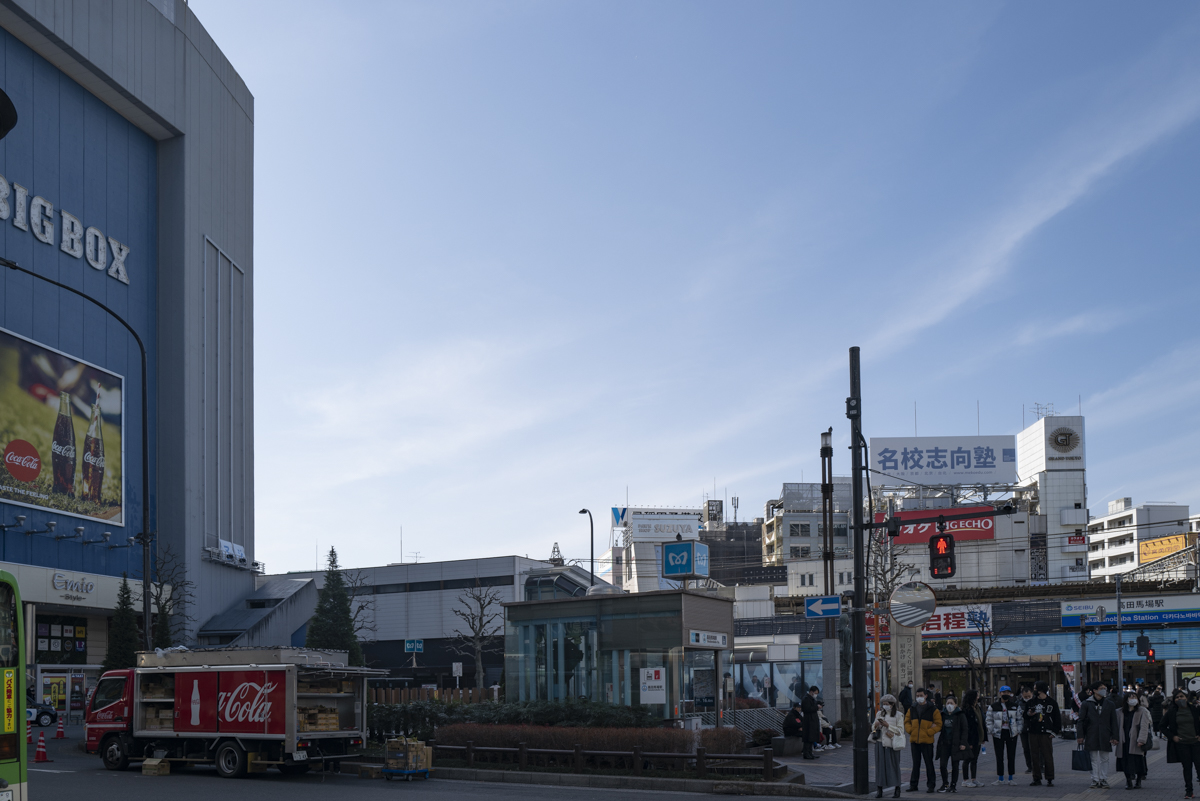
[101,736,130,771]
[215,742,248,778]
[278,763,310,775]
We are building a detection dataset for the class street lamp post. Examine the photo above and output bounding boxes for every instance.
[2,257,153,650]
[578,509,594,585]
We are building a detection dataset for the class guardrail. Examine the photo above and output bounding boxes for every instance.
[429,740,784,782]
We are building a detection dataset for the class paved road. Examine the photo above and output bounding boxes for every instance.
[785,732,1187,799]
[28,726,708,800]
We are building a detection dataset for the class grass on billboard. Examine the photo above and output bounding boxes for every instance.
[0,353,123,520]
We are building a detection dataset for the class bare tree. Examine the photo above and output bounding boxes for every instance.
[448,585,504,689]
[935,603,1011,696]
[344,569,378,643]
[868,533,920,605]
[138,541,196,648]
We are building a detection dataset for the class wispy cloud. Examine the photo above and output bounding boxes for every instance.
[865,22,1200,355]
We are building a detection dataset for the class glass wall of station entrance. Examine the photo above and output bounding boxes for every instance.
[504,589,734,719]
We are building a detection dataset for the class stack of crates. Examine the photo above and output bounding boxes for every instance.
[385,737,432,772]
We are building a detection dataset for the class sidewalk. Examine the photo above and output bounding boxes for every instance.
[784,735,1182,798]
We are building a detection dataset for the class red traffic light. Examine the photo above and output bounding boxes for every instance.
[1146,648,1155,663]
[928,533,956,578]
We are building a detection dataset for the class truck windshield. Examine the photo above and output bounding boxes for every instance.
[0,584,14,668]
[92,678,125,710]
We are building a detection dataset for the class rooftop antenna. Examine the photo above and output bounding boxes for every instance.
[549,542,564,566]
[1032,402,1056,420]
[914,402,918,436]
[400,525,403,564]
[977,400,980,435]
[408,551,421,564]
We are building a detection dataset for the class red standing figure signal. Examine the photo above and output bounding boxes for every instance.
[929,533,956,578]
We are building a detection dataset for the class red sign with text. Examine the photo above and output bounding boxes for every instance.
[874,506,995,544]
[217,670,286,735]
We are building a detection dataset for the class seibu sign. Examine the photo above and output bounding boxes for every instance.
[0,174,131,285]
[873,506,997,545]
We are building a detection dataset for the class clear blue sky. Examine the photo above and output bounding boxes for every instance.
[193,1,1200,573]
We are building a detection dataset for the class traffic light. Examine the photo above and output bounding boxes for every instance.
[1146,648,1155,664]
[1136,635,1150,657]
[929,533,956,578]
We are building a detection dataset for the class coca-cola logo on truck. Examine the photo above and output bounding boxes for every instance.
[4,439,41,482]
[218,680,277,724]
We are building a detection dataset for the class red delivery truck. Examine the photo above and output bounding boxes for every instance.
[85,647,384,777]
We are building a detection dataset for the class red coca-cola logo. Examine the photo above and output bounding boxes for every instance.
[218,681,277,724]
[4,440,41,482]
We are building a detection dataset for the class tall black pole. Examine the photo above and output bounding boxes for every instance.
[3,258,153,651]
[847,346,869,795]
[579,508,594,585]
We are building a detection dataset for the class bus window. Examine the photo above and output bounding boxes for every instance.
[91,678,126,711]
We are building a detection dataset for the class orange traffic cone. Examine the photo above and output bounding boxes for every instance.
[54,716,66,739]
[34,731,50,762]
[26,720,31,744]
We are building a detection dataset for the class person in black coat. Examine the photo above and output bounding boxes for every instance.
[1162,689,1200,798]
[801,686,822,759]
[1149,687,1166,737]
[899,682,915,715]
[784,701,803,739]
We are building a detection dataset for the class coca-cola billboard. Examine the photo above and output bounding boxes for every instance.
[217,671,286,735]
[0,327,124,524]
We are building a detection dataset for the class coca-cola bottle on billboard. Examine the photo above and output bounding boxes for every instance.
[80,399,105,503]
[51,391,77,497]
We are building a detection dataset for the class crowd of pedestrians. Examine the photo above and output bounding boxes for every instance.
[860,679,1200,797]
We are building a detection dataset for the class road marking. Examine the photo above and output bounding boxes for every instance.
[28,768,74,773]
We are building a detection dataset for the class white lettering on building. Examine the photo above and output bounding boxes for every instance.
[0,174,131,285]
[52,572,96,594]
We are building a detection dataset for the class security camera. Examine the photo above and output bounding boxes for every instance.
[46,521,56,531]
[127,537,136,546]
[15,515,25,525]
[75,526,85,536]
[102,532,111,542]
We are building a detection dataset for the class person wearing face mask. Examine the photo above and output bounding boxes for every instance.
[955,689,986,788]
[1024,681,1061,787]
[1078,681,1120,789]
[905,687,943,793]
[874,694,907,799]
[1162,690,1200,799]
[936,695,958,792]
[1115,690,1151,789]
[1149,686,1166,740]
[985,685,1023,785]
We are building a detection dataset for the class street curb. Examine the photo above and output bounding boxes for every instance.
[424,766,859,797]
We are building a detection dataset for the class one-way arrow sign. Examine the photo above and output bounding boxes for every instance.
[805,595,841,618]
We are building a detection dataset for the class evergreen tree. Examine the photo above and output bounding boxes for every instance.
[103,575,139,671]
[306,548,364,665]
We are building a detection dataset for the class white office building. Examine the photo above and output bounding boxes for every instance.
[600,507,703,593]
[1017,415,1090,583]
[1086,498,1190,580]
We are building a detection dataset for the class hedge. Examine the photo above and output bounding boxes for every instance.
[699,726,745,754]
[435,723,695,753]
[367,698,662,741]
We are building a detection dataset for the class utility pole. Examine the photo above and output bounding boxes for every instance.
[821,427,835,640]
[847,347,869,795]
[1115,576,1123,690]
[1080,619,1088,692]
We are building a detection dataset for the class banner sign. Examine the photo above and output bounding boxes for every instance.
[639,668,666,704]
[867,604,993,640]
[1061,594,1200,627]
[873,506,997,545]
[869,436,1016,485]
[1138,534,1189,564]
[0,328,124,524]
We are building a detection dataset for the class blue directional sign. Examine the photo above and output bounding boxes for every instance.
[805,595,841,619]
[404,639,424,653]
[662,541,709,580]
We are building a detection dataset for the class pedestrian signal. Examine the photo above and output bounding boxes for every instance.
[1146,648,1155,664]
[929,533,956,578]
